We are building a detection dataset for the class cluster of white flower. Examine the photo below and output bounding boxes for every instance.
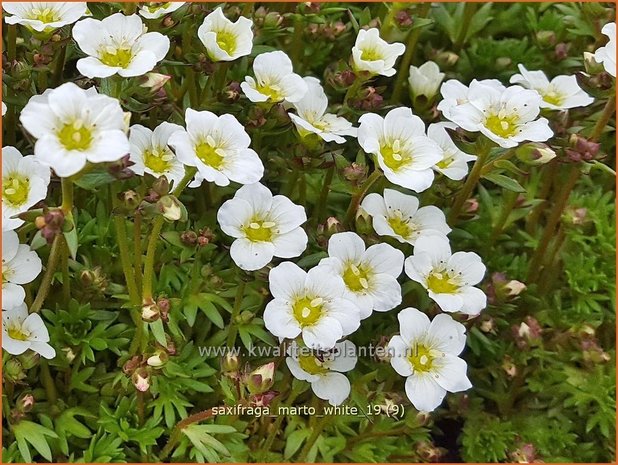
[1,3,613,410]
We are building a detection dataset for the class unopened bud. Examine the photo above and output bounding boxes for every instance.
[147,351,168,367]
[140,72,171,92]
[536,30,556,47]
[157,195,187,222]
[554,42,569,60]
[245,362,275,394]
[18,393,35,412]
[221,352,240,374]
[251,390,278,407]
[583,51,605,74]
[516,142,556,165]
[181,230,198,246]
[132,370,150,392]
[141,301,160,322]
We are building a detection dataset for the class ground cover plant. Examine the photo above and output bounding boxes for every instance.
[1,2,616,463]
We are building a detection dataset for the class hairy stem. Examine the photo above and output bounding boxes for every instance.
[30,235,62,313]
[226,277,247,347]
[344,170,382,226]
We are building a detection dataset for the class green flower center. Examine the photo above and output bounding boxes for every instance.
[3,175,30,206]
[195,136,225,169]
[292,296,324,327]
[408,343,434,373]
[542,90,564,106]
[484,113,518,138]
[216,30,237,55]
[57,121,93,151]
[7,326,29,341]
[144,148,173,173]
[256,83,283,102]
[436,150,456,169]
[28,7,59,23]
[100,47,133,68]
[343,263,370,292]
[426,271,459,294]
[387,210,413,239]
[360,47,381,61]
[380,139,409,171]
[298,354,328,375]
[242,220,275,242]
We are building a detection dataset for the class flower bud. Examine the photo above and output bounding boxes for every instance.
[502,356,517,378]
[18,393,35,413]
[245,362,275,394]
[221,352,240,375]
[19,351,40,370]
[395,9,414,28]
[516,142,557,165]
[157,297,170,322]
[62,346,76,363]
[480,318,495,333]
[343,162,368,184]
[198,228,215,246]
[554,42,569,61]
[121,190,141,210]
[536,30,556,47]
[140,72,171,92]
[181,230,198,246]
[147,350,168,367]
[408,61,445,101]
[416,441,444,462]
[583,52,605,74]
[512,316,542,349]
[582,339,611,364]
[152,176,170,196]
[132,369,150,392]
[141,301,160,322]
[566,134,601,162]
[562,206,589,227]
[4,359,25,383]
[109,155,135,180]
[157,195,187,222]
[251,390,278,407]
[434,50,459,68]
[510,443,538,463]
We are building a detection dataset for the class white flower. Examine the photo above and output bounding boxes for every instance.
[129,122,185,187]
[2,303,55,359]
[438,78,506,120]
[594,22,616,77]
[288,77,357,144]
[510,64,594,110]
[351,28,405,77]
[3,2,88,32]
[446,83,553,148]
[2,146,50,231]
[358,107,442,192]
[427,123,477,181]
[197,7,253,62]
[317,232,403,319]
[408,61,445,100]
[168,108,264,187]
[2,230,42,310]
[263,262,361,349]
[217,183,308,271]
[404,236,487,315]
[72,13,170,78]
[20,83,129,177]
[286,340,357,406]
[241,51,308,103]
[361,189,451,245]
[2,102,7,116]
[388,308,471,412]
[138,2,185,19]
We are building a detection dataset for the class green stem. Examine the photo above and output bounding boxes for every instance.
[7,25,16,61]
[61,178,74,214]
[37,68,48,93]
[453,3,477,51]
[40,361,58,404]
[344,170,382,226]
[61,236,70,305]
[448,140,491,224]
[314,165,335,225]
[590,94,616,141]
[527,167,579,282]
[142,168,197,302]
[259,383,302,460]
[30,235,63,313]
[490,189,519,242]
[52,43,67,86]
[390,3,431,103]
[343,76,365,107]
[290,15,305,69]
[226,278,247,347]
[134,212,143,294]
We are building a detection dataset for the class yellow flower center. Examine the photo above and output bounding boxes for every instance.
[195,136,225,169]
[7,326,30,341]
[408,343,434,373]
[298,354,328,375]
[215,30,237,55]
[146,2,172,13]
[542,90,564,106]
[292,296,324,327]
[144,148,173,173]
[484,113,518,138]
[342,263,370,292]
[387,210,413,239]
[3,175,30,206]
[242,220,275,242]
[426,271,459,294]
[360,47,382,61]
[3,264,14,283]
[100,47,133,68]
[28,7,59,23]
[57,120,93,151]
[256,83,283,102]
[380,139,409,171]
[436,151,456,169]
